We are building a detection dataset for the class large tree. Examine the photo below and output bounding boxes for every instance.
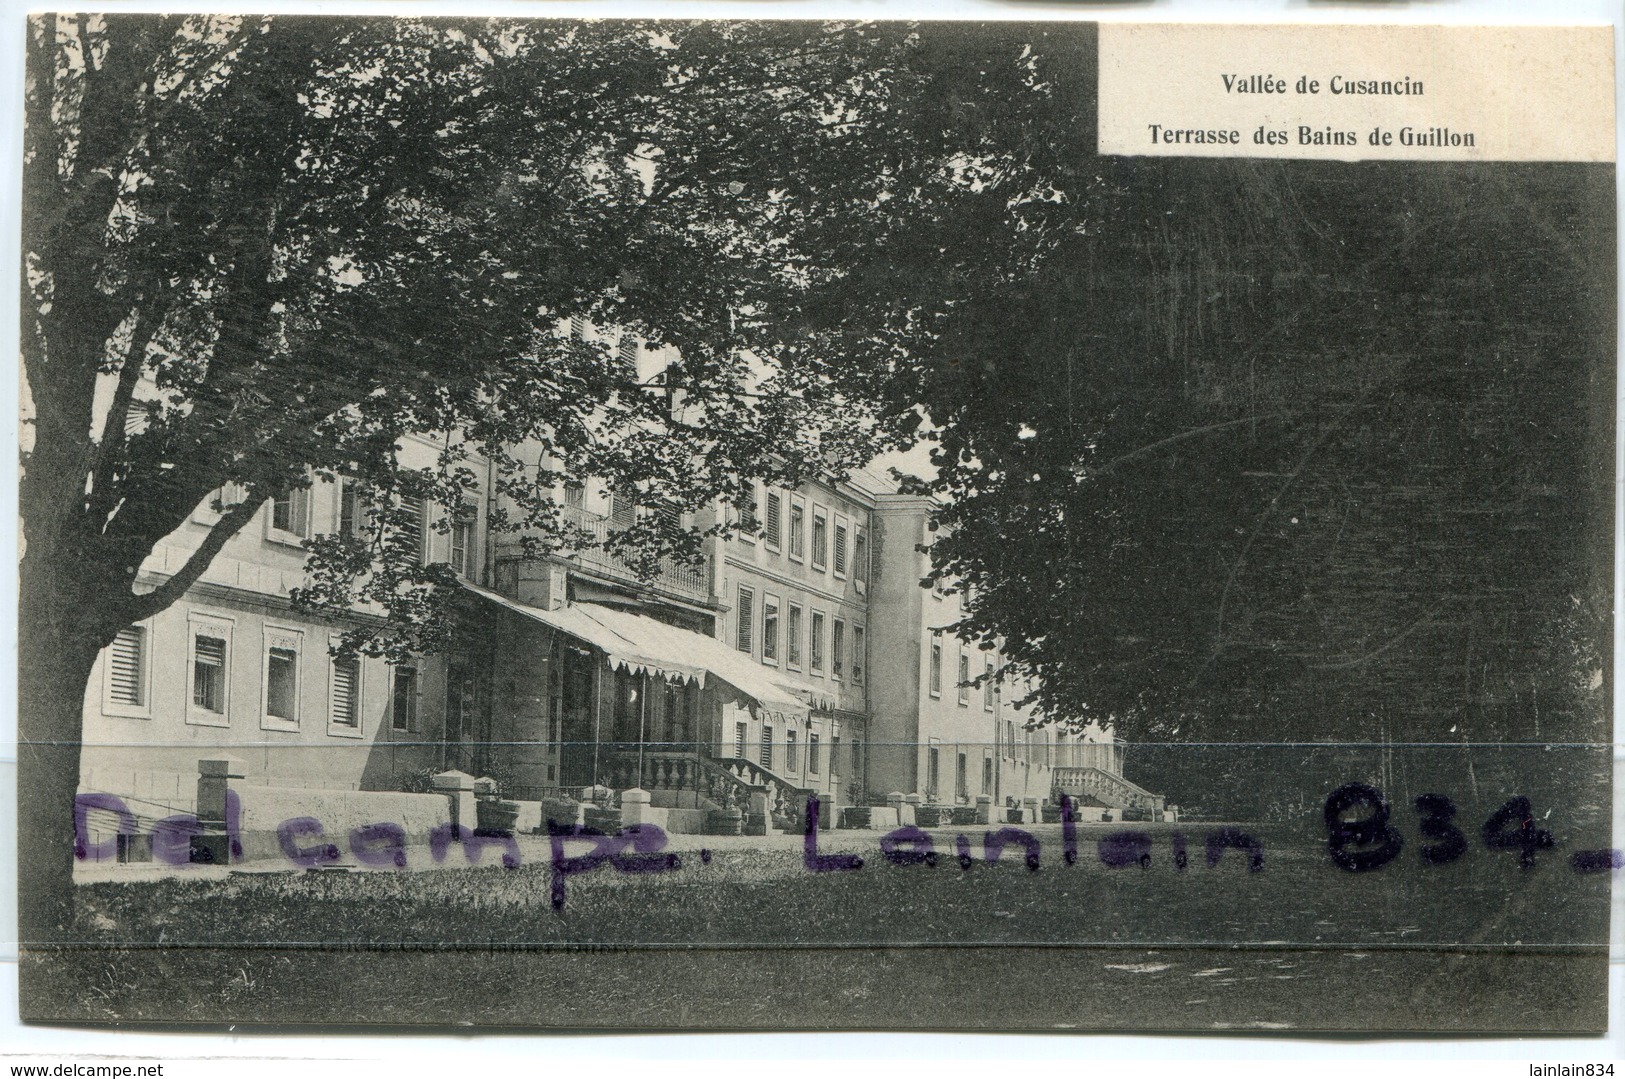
[783,23,1612,756]
[19,14,1021,937]
[874,151,1613,753]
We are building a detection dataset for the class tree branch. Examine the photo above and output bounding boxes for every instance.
[126,487,268,623]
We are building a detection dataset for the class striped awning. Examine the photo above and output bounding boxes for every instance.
[463,583,813,718]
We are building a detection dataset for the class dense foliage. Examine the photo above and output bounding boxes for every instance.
[900,157,1612,746]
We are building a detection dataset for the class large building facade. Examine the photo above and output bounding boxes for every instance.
[77,345,1155,848]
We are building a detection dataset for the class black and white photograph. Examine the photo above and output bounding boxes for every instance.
[11,10,1618,1040]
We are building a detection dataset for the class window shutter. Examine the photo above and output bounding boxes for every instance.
[736,588,754,652]
[398,497,425,560]
[764,494,782,546]
[834,524,848,573]
[109,628,144,705]
[610,488,636,529]
[332,657,360,726]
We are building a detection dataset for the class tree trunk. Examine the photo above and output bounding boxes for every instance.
[16,551,115,949]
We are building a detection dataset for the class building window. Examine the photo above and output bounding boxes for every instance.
[738,481,759,535]
[811,508,828,570]
[786,729,799,772]
[107,627,146,707]
[981,754,993,795]
[609,486,636,530]
[809,732,821,774]
[1006,720,1017,758]
[760,724,774,769]
[786,604,803,668]
[195,481,250,525]
[957,652,970,706]
[764,492,782,549]
[852,626,865,684]
[398,496,426,563]
[192,632,228,716]
[616,334,639,378]
[391,665,419,732]
[270,486,311,539]
[448,662,472,739]
[810,611,825,673]
[984,658,996,710]
[833,520,848,576]
[331,654,361,729]
[264,634,301,725]
[734,720,748,759]
[338,481,364,537]
[450,505,476,578]
[832,619,845,679]
[929,638,943,697]
[927,744,941,801]
[853,528,868,583]
[762,595,780,664]
[956,752,969,801]
[736,586,755,653]
[789,501,805,560]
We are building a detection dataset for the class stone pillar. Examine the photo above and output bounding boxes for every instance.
[620,787,654,827]
[193,756,245,865]
[1022,795,1041,825]
[885,791,907,827]
[902,792,923,827]
[432,770,478,830]
[744,789,773,836]
[975,794,995,825]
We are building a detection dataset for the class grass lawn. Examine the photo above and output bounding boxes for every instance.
[22,821,1611,1032]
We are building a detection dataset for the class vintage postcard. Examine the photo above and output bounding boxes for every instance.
[15,16,1617,1033]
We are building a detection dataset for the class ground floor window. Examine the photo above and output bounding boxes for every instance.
[392,665,419,732]
[107,627,146,707]
[331,655,361,728]
[193,634,227,714]
[264,639,300,723]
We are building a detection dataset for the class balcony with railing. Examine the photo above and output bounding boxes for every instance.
[559,505,712,602]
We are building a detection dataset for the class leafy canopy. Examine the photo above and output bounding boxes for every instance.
[22,15,1012,658]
